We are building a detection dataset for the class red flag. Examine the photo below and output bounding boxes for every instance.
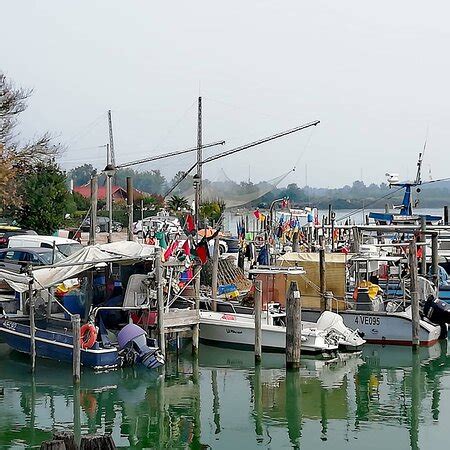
[253,210,260,220]
[182,239,191,256]
[164,240,179,260]
[185,214,195,233]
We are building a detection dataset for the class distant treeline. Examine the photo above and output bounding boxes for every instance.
[68,164,450,209]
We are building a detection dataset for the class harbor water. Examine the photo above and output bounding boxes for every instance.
[1,340,450,449]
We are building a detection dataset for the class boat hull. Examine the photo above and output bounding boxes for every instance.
[199,312,337,355]
[301,309,441,346]
[0,319,119,370]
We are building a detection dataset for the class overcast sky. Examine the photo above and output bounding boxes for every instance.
[2,1,450,187]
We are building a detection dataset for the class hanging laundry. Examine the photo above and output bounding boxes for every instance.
[253,209,261,220]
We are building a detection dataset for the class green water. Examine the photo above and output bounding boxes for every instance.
[0,341,449,449]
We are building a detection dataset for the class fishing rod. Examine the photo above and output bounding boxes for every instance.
[115,140,225,169]
[164,120,320,198]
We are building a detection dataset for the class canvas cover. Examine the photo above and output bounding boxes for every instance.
[0,242,157,293]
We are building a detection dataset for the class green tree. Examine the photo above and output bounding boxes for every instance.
[167,195,189,212]
[67,163,95,186]
[15,161,71,234]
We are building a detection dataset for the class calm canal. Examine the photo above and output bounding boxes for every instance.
[0,341,449,449]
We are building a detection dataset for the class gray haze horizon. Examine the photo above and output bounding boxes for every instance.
[2,1,449,188]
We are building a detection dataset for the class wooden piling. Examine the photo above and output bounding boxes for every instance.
[28,272,36,373]
[80,434,116,449]
[286,281,301,370]
[409,238,420,349]
[292,231,299,252]
[254,280,262,364]
[155,249,165,357]
[52,432,76,450]
[420,217,427,275]
[431,233,439,287]
[72,314,81,384]
[324,291,333,311]
[192,265,201,355]
[126,176,134,241]
[319,248,326,311]
[211,232,220,312]
[88,175,98,246]
[40,440,66,449]
[444,206,449,225]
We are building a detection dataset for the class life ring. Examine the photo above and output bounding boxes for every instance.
[80,323,97,349]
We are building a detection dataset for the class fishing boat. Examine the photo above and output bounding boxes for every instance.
[199,309,339,356]
[0,242,165,370]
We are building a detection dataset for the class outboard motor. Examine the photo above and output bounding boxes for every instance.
[423,295,450,339]
[118,324,165,369]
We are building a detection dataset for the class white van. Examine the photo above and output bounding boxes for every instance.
[8,235,83,257]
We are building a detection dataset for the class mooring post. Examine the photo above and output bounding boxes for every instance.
[324,291,333,311]
[88,175,98,246]
[28,269,36,373]
[409,238,420,349]
[126,176,134,241]
[72,314,81,384]
[254,279,262,364]
[211,232,220,312]
[286,281,301,370]
[431,232,439,287]
[155,248,165,357]
[192,264,201,355]
[319,248,326,311]
[444,206,449,226]
[420,217,427,275]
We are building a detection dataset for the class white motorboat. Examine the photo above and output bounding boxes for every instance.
[303,310,365,351]
[199,309,339,356]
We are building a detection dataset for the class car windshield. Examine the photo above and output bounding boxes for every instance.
[57,243,83,257]
[37,251,64,265]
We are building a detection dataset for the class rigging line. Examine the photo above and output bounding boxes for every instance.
[335,187,404,222]
[293,127,314,171]
[164,120,320,198]
[65,112,106,145]
[150,98,197,152]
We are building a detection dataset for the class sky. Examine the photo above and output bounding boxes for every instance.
[2,1,450,188]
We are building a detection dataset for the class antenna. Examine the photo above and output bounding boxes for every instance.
[108,110,115,166]
[195,96,203,229]
[414,151,423,184]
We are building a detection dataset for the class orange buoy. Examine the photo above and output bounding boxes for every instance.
[80,323,97,349]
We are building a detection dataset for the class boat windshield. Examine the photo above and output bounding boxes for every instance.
[57,243,83,257]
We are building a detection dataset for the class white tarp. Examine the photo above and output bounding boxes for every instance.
[0,241,157,293]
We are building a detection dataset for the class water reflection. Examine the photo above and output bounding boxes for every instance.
[0,341,449,449]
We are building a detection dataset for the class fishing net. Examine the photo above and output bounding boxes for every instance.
[176,168,293,209]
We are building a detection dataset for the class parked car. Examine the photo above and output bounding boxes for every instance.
[0,247,64,273]
[0,227,37,249]
[81,217,123,233]
[8,235,83,257]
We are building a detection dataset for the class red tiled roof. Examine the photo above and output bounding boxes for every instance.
[73,184,146,200]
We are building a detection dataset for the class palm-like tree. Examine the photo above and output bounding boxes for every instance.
[167,195,189,212]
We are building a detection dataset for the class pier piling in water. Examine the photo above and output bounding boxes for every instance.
[319,248,326,311]
[420,217,427,275]
[444,206,449,225]
[409,238,420,349]
[155,248,165,357]
[192,265,201,355]
[72,314,81,384]
[286,281,301,370]
[254,280,262,364]
[28,270,36,373]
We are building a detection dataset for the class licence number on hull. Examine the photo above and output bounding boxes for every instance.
[354,316,380,326]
